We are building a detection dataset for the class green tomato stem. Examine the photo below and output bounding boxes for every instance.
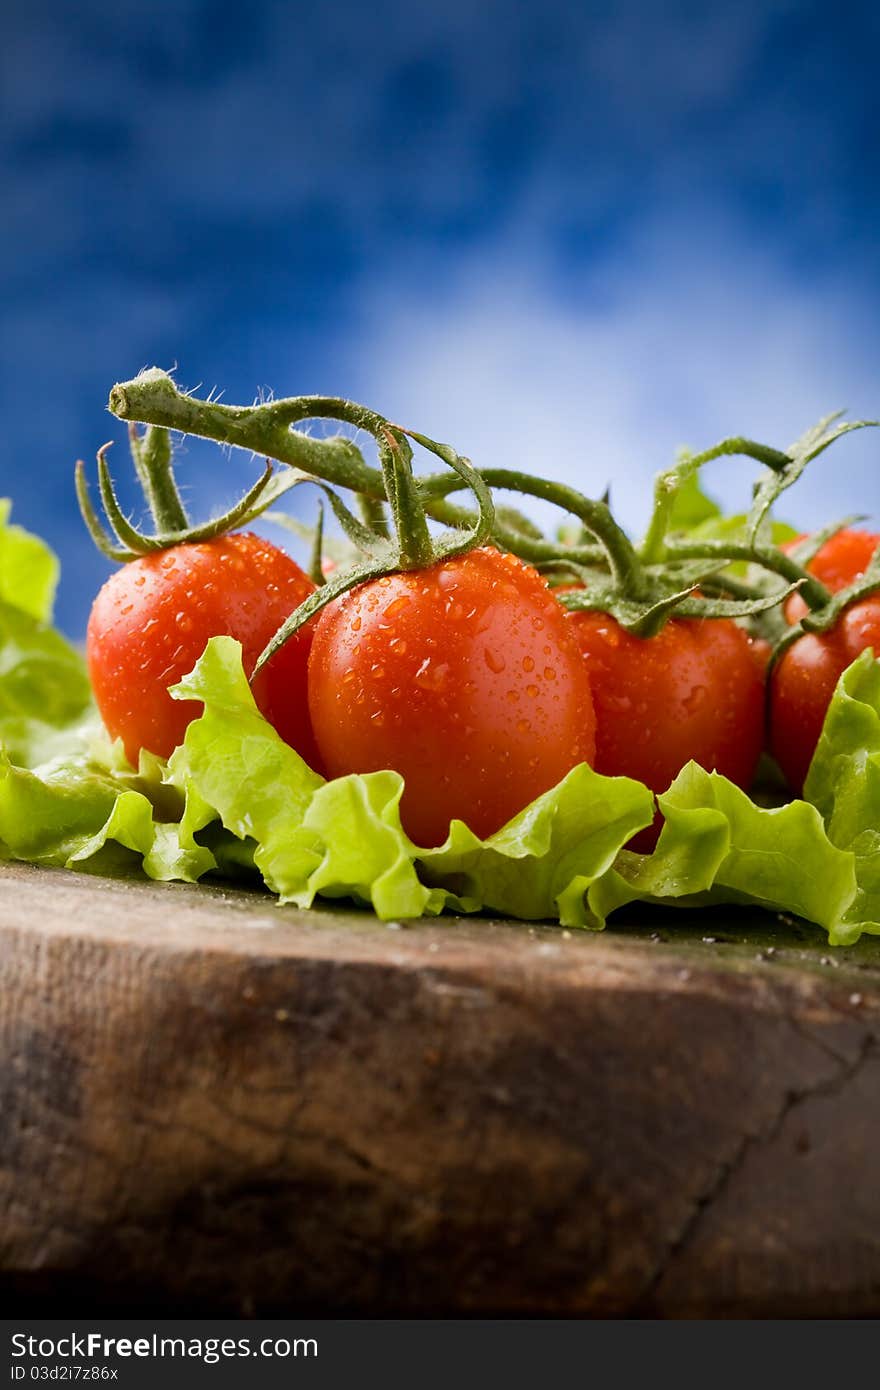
[419,466,644,595]
[130,425,189,532]
[378,427,434,570]
[109,372,378,496]
[665,538,832,611]
[309,500,326,586]
[107,373,622,572]
[639,469,680,564]
[639,434,793,565]
[357,492,390,539]
[74,459,134,562]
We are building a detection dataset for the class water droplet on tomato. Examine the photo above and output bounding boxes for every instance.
[544,666,556,680]
[683,685,708,714]
[605,693,632,713]
[522,655,535,672]
[532,616,544,631]
[517,718,531,734]
[414,658,449,691]
[384,594,410,618]
[351,616,362,631]
[526,684,538,697]
[390,637,407,654]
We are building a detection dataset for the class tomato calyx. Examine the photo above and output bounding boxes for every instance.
[253,421,497,675]
[76,419,308,564]
[770,546,880,668]
[621,415,876,643]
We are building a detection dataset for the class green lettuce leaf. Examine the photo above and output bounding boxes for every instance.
[0,498,59,624]
[165,636,655,923]
[589,762,858,938]
[803,649,880,943]
[0,501,95,768]
[0,746,211,880]
[0,598,94,768]
[421,763,654,926]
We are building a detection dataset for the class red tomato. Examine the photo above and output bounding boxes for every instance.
[307,547,596,846]
[772,528,880,791]
[87,532,321,767]
[784,529,878,623]
[565,610,766,848]
[770,597,880,793]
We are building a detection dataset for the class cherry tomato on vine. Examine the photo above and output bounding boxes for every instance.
[564,609,766,848]
[87,532,322,767]
[307,547,596,846]
[770,528,880,791]
[784,528,879,623]
[770,597,880,793]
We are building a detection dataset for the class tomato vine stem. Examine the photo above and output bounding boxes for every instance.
[128,424,189,533]
[107,369,855,641]
[419,466,645,596]
[664,537,832,611]
[639,437,791,565]
[109,372,379,496]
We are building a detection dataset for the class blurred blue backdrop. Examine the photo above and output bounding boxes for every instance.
[2,0,878,635]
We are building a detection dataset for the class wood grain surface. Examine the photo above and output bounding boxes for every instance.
[2,859,880,1317]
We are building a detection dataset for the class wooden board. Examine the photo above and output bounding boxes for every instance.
[2,859,880,1318]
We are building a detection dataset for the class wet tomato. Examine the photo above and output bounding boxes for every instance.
[87,532,321,767]
[772,529,880,791]
[565,611,766,847]
[784,528,879,623]
[771,597,880,793]
[307,547,596,846]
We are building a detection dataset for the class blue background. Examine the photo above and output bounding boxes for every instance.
[2,0,878,635]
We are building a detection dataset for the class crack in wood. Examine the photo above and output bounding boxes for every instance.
[634,1029,877,1312]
